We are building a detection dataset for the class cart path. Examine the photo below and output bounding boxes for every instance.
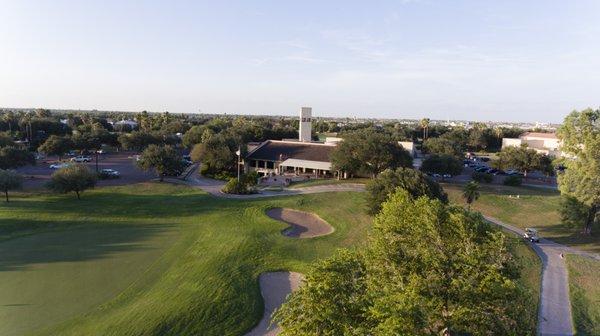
[484,216,580,336]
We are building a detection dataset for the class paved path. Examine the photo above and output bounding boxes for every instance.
[177,174,365,198]
[484,216,582,336]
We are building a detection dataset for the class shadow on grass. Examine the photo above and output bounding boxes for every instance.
[538,223,600,254]
[0,222,176,272]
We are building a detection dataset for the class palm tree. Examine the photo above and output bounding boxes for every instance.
[420,118,430,140]
[462,181,480,210]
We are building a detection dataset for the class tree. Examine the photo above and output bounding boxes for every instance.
[136,145,184,181]
[192,134,237,176]
[423,137,463,158]
[462,181,480,210]
[275,189,535,335]
[365,167,448,214]
[0,132,15,147]
[117,131,162,151]
[38,135,73,161]
[560,196,595,230]
[557,109,600,234]
[420,118,430,140]
[493,145,542,179]
[0,169,23,202]
[47,164,97,199]
[0,146,35,169]
[420,154,463,177]
[331,129,413,178]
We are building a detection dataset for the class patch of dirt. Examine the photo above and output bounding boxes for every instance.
[245,272,304,336]
[266,208,334,238]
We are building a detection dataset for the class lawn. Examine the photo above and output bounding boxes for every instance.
[442,182,600,254]
[0,182,542,336]
[288,177,369,189]
[0,183,371,336]
[566,255,600,335]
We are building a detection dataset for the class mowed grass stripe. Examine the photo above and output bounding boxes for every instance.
[0,183,371,336]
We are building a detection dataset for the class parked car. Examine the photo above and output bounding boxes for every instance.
[99,168,120,179]
[71,155,92,163]
[49,162,71,169]
[442,174,452,179]
[506,169,524,176]
[523,228,540,243]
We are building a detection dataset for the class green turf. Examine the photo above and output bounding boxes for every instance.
[442,183,600,254]
[288,177,369,189]
[566,255,600,335]
[0,183,372,336]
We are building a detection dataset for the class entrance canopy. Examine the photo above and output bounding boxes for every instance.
[279,158,332,171]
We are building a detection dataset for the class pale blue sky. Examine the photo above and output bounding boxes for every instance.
[1,0,598,122]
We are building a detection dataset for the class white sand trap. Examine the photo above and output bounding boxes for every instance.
[245,272,304,336]
[266,208,334,238]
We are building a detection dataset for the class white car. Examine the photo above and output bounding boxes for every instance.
[49,163,71,169]
[100,168,120,178]
[523,228,540,243]
[71,156,92,163]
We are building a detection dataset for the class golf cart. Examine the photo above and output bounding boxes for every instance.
[523,228,540,243]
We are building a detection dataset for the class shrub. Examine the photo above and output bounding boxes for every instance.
[221,176,257,195]
[503,175,522,186]
[472,171,493,183]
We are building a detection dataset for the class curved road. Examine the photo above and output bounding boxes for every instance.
[173,172,595,336]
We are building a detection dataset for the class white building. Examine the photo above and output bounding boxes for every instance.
[502,132,561,156]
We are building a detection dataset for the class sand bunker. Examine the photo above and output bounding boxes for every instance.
[266,208,334,238]
[245,272,304,336]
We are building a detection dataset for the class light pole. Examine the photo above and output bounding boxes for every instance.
[235,146,241,182]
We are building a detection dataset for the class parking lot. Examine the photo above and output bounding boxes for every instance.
[17,152,156,190]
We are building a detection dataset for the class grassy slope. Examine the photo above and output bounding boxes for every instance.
[288,177,369,189]
[566,255,600,335]
[0,183,372,336]
[442,182,600,254]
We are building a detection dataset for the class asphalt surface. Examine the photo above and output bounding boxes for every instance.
[17,152,155,190]
[484,216,582,336]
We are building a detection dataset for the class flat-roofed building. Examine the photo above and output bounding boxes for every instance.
[502,132,561,156]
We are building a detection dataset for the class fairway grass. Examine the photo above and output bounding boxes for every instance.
[566,255,600,335]
[0,183,372,336]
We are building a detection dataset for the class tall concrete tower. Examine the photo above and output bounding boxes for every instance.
[299,107,312,142]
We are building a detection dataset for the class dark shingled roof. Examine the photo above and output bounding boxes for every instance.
[246,140,335,162]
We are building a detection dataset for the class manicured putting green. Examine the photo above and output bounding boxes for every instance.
[0,225,181,336]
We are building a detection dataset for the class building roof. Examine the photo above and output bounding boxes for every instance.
[246,140,335,162]
[520,132,558,139]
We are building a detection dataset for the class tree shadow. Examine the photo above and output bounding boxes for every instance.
[0,222,176,272]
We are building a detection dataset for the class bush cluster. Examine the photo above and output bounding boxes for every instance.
[472,171,493,183]
[503,175,522,186]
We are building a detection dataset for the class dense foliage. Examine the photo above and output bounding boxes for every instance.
[47,164,97,199]
[420,154,463,176]
[275,189,535,335]
[557,108,600,234]
[136,145,184,181]
[365,167,447,214]
[331,129,413,178]
[0,169,23,202]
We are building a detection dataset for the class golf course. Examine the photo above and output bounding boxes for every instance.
[0,182,541,335]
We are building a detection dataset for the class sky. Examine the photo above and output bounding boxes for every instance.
[1,0,599,123]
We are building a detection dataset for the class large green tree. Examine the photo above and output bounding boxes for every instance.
[557,109,600,234]
[0,169,23,202]
[493,145,543,178]
[275,189,534,335]
[420,154,463,177]
[331,129,413,178]
[365,167,448,214]
[47,164,97,199]
[423,137,464,158]
[0,146,35,169]
[38,135,73,161]
[136,145,184,181]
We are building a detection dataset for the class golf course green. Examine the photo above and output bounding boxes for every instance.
[0,183,372,336]
[0,182,540,335]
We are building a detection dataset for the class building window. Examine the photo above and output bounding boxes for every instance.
[266,161,274,169]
